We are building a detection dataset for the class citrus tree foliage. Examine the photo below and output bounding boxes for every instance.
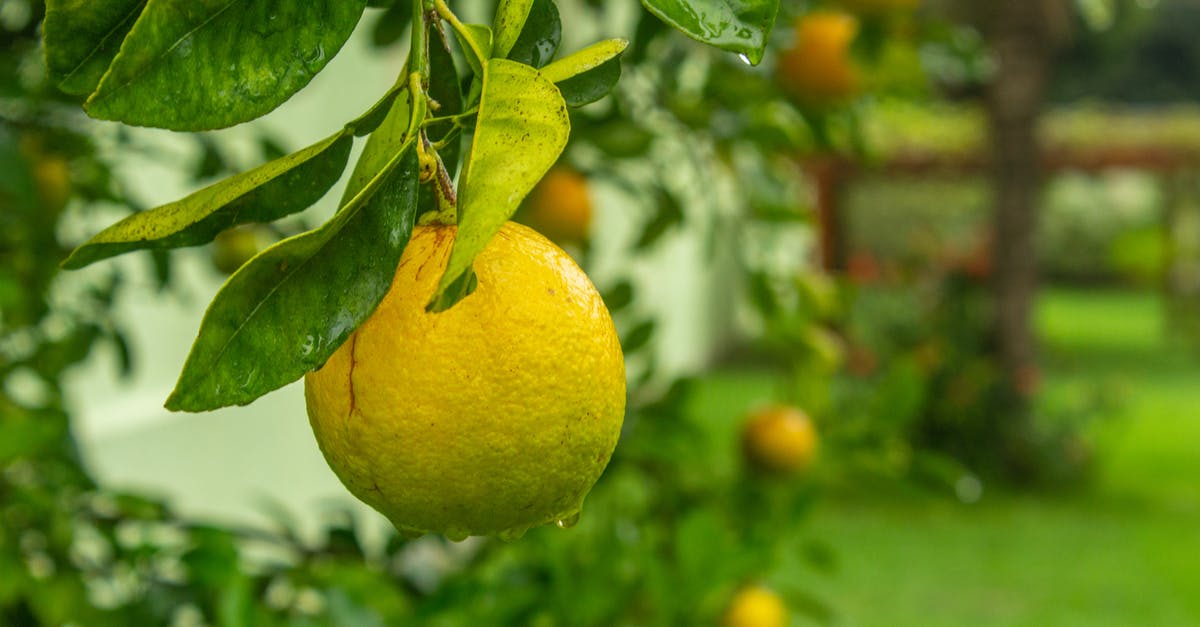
[0,0,939,623]
[50,0,785,413]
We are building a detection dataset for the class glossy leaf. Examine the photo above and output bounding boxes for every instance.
[427,58,569,312]
[343,90,413,204]
[164,145,420,412]
[640,0,779,64]
[542,39,627,106]
[492,0,534,59]
[541,39,627,83]
[506,0,561,68]
[85,0,369,130]
[62,132,353,269]
[43,0,145,96]
[454,23,494,79]
[62,85,404,270]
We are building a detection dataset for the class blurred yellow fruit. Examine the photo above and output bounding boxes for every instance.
[775,11,862,107]
[305,222,626,540]
[18,133,72,212]
[210,226,262,275]
[742,405,818,475]
[524,167,592,244]
[724,585,788,627]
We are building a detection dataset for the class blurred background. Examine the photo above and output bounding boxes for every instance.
[3,0,1199,624]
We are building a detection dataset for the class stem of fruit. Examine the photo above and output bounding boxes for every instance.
[418,133,458,226]
[432,0,484,65]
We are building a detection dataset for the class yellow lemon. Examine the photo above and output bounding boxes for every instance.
[523,167,593,244]
[724,585,788,627]
[210,226,263,275]
[775,11,863,107]
[305,222,626,540]
[741,405,819,475]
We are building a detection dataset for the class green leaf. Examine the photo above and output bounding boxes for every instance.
[453,23,494,79]
[427,58,569,312]
[640,0,779,64]
[370,0,415,48]
[62,85,404,270]
[541,38,627,106]
[635,187,684,250]
[622,319,655,353]
[419,23,465,214]
[62,132,353,269]
[343,89,413,204]
[601,280,634,311]
[427,22,465,167]
[492,0,534,59]
[164,144,420,412]
[85,0,369,130]
[43,0,145,96]
[506,0,560,68]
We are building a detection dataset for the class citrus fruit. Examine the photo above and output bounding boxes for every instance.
[724,585,788,627]
[523,167,593,244]
[775,11,863,107]
[741,405,818,475]
[210,226,262,275]
[305,221,626,540]
[18,133,72,212]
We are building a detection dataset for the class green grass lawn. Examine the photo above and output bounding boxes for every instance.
[696,288,1200,626]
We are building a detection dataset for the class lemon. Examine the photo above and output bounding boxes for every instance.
[775,11,863,107]
[522,167,592,244]
[724,585,788,627]
[305,221,625,540]
[741,405,818,475]
[210,226,262,275]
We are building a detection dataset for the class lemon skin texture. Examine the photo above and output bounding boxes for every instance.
[305,222,625,540]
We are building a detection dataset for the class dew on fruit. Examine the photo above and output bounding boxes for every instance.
[555,511,581,529]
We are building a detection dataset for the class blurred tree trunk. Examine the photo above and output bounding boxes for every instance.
[982,0,1068,396]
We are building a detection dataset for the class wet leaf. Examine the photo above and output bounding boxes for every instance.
[62,131,353,269]
[165,136,419,412]
[85,0,369,130]
[640,0,779,65]
[505,0,561,68]
[62,86,404,270]
[43,0,145,96]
